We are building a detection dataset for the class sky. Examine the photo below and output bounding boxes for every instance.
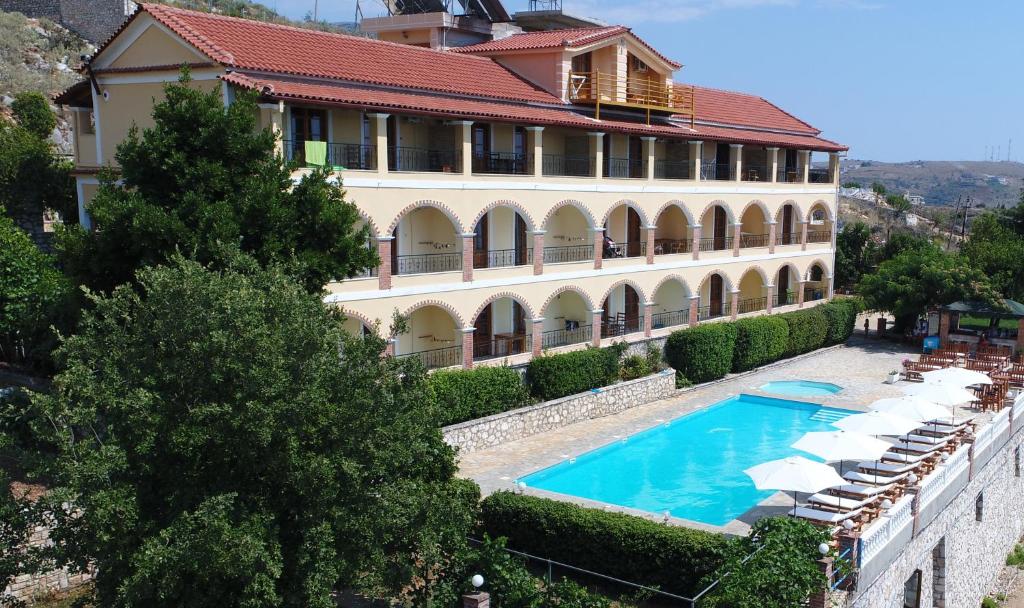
[268,0,1024,163]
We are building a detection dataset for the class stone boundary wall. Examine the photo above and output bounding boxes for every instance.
[849,424,1024,608]
[0,0,133,42]
[2,518,93,603]
[442,370,676,453]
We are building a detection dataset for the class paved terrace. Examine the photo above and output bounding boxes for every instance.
[458,336,932,535]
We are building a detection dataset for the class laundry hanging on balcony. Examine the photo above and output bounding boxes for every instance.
[304,140,327,167]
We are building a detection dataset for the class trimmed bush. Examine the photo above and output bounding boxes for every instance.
[526,345,622,401]
[664,323,738,384]
[825,298,863,344]
[619,343,663,381]
[428,366,531,427]
[480,492,729,597]
[781,308,828,357]
[732,315,790,373]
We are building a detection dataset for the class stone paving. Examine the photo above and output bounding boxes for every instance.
[457,336,924,535]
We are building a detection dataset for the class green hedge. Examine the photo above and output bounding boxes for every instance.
[428,366,532,427]
[663,323,737,384]
[479,492,729,597]
[781,307,829,357]
[526,345,622,401]
[732,316,790,373]
[818,298,862,345]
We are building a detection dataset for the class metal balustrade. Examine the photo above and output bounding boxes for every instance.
[697,305,726,321]
[777,167,803,183]
[740,163,770,182]
[284,140,377,170]
[388,146,461,172]
[804,287,826,302]
[542,154,594,177]
[808,168,833,183]
[654,159,691,180]
[396,345,462,369]
[652,239,692,255]
[774,292,796,307]
[701,160,731,181]
[601,315,643,338]
[543,245,593,264]
[394,252,462,275]
[806,230,832,243]
[605,157,646,179]
[650,309,689,329]
[739,233,770,248]
[472,152,533,175]
[737,297,767,315]
[473,248,532,269]
[541,324,592,349]
[698,236,734,252]
[473,335,531,361]
[775,232,800,246]
[603,241,646,259]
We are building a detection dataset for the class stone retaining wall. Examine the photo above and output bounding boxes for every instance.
[2,519,92,603]
[442,370,677,453]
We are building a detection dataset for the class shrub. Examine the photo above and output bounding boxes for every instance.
[663,323,737,384]
[12,92,56,139]
[731,315,789,373]
[818,299,861,346]
[526,346,622,401]
[780,308,828,357]
[428,366,531,427]
[619,344,663,381]
[479,492,729,597]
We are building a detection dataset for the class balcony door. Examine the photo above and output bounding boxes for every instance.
[625,285,639,331]
[515,213,528,266]
[777,267,790,302]
[474,304,493,358]
[710,274,724,317]
[473,124,491,169]
[627,207,642,257]
[291,107,326,162]
[782,204,794,244]
[713,206,727,250]
[473,216,489,269]
[628,136,644,178]
[716,143,731,180]
[785,149,799,180]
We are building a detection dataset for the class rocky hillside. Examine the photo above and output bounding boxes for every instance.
[839,159,1024,209]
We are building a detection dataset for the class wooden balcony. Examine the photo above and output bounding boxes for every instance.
[567,71,695,125]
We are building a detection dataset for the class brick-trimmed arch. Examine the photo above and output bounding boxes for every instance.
[339,308,378,335]
[351,209,380,238]
[738,199,771,224]
[401,299,466,329]
[651,274,693,300]
[775,200,804,224]
[597,279,647,309]
[806,199,834,223]
[803,258,833,280]
[696,269,735,293]
[696,199,736,225]
[774,261,801,284]
[737,265,770,286]
[541,199,597,229]
[540,285,596,315]
[653,200,696,226]
[469,199,537,233]
[470,292,536,324]
[600,199,650,228]
[386,199,465,234]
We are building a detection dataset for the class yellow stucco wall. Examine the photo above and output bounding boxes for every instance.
[108,23,208,68]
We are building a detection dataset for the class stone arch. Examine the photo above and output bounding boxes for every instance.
[339,308,377,337]
[653,200,697,226]
[652,274,693,299]
[470,291,537,324]
[739,199,771,222]
[469,199,538,233]
[600,199,650,227]
[542,199,597,229]
[696,268,735,293]
[738,265,770,286]
[597,279,647,308]
[803,258,833,280]
[401,299,466,329]
[774,261,800,284]
[774,199,804,223]
[387,199,465,234]
[540,285,596,315]
[697,199,736,225]
[806,199,833,223]
[349,209,379,237]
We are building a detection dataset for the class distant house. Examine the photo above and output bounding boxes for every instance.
[905,193,926,206]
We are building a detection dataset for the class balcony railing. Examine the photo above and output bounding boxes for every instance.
[605,157,646,179]
[473,334,531,361]
[396,345,462,370]
[602,314,643,338]
[543,154,594,177]
[473,248,532,269]
[472,152,533,175]
[697,305,726,322]
[701,160,731,181]
[566,71,696,124]
[389,146,461,173]
[394,252,462,275]
[650,309,689,330]
[805,287,826,302]
[654,159,691,180]
[777,167,803,183]
[738,297,767,315]
[775,232,800,246]
[543,245,593,264]
[603,241,646,259]
[775,291,796,307]
[653,238,692,255]
[806,230,832,243]
[739,233,770,249]
[808,168,833,184]
[284,140,377,170]
[698,236,734,252]
[741,163,770,182]
[542,324,592,349]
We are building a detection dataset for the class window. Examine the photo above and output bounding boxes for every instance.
[975,492,984,522]
[630,54,649,73]
[513,126,527,157]
[812,209,826,224]
[903,570,922,608]
[290,107,326,142]
[472,124,490,159]
[571,52,592,74]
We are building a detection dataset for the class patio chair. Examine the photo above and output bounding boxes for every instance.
[808,492,879,513]
[790,506,866,531]
[843,470,910,486]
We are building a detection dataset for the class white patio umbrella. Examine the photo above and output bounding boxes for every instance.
[744,455,847,508]
[791,431,892,509]
[869,396,952,423]
[901,383,979,407]
[921,367,993,388]
[832,410,921,437]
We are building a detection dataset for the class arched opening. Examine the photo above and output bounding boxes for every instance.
[737,269,768,314]
[543,204,593,264]
[541,290,592,348]
[473,207,531,269]
[651,278,691,329]
[805,263,828,302]
[699,272,730,321]
[738,204,770,249]
[775,265,800,307]
[341,314,372,338]
[653,205,692,256]
[473,298,530,361]
[699,204,732,252]
[776,203,799,246]
[353,218,378,279]
[806,202,833,244]
[603,204,644,258]
[395,305,461,369]
[391,207,462,275]
[602,283,643,337]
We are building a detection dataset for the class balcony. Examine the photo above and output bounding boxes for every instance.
[543,154,594,177]
[697,305,726,322]
[567,71,696,124]
[285,140,376,170]
[654,159,691,180]
[775,232,800,247]
[601,314,643,338]
[701,160,731,181]
[394,252,461,275]
[650,308,689,330]
[737,297,767,315]
[698,236,733,252]
[605,157,646,179]
[653,238,691,255]
[473,335,531,361]
[473,248,532,269]
[472,152,533,175]
[541,324,592,349]
[603,241,646,259]
[806,230,832,244]
[775,292,796,307]
[741,163,770,182]
[805,287,826,302]
[808,168,833,184]
[388,146,461,173]
[739,233,770,249]
[396,346,462,370]
[543,245,593,264]
[777,166,803,183]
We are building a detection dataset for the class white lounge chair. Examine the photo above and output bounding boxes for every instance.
[844,470,909,485]
[808,493,877,512]
[881,451,930,465]
[790,506,865,526]
[830,482,896,499]
[858,460,918,475]
[888,441,943,455]
[898,433,949,446]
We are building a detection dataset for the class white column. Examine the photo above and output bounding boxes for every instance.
[589,132,604,179]
[456,120,474,175]
[689,140,702,181]
[642,136,656,181]
[800,150,811,183]
[527,126,544,176]
[730,143,743,182]
[767,147,779,183]
[370,113,389,174]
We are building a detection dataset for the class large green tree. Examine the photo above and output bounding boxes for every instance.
[58,71,376,294]
[961,207,1024,301]
[34,255,474,607]
[834,222,872,289]
[858,243,1001,331]
[0,119,75,224]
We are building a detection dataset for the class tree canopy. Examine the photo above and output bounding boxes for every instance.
[11,92,56,140]
[58,71,377,294]
[835,222,873,289]
[961,203,1024,302]
[0,120,75,223]
[33,255,474,607]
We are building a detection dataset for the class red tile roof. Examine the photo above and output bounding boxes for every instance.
[691,86,817,134]
[224,72,847,152]
[133,3,561,104]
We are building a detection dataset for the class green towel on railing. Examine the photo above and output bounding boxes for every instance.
[304,140,327,167]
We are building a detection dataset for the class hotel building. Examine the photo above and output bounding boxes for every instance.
[57,2,846,370]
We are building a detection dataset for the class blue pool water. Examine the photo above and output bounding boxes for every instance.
[759,380,843,398]
[519,395,855,526]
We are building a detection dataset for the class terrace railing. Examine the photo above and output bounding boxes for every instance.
[650,308,689,330]
[737,297,767,315]
[654,159,691,180]
[697,305,726,321]
[473,334,531,361]
[284,140,377,170]
[701,160,731,181]
[394,252,462,275]
[605,157,646,179]
[775,291,796,307]
[396,345,462,369]
[775,232,799,246]
[601,315,643,338]
[473,248,532,269]
[541,324,592,349]
[604,241,646,259]
[739,233,770,249]
[777,167,803,183]
[806,230,832,243]
[804,287,826,302]
[741,163,770,182]
[653,238,692,255]
[472,152,533,175]
[808,168,833,183]
[543,154,594,177]
[543,245,593,264]
[388,146,461,173]
[698,236,733,252]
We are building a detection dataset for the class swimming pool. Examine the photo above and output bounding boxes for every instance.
[759,380,843,398]
[519,394,855,526]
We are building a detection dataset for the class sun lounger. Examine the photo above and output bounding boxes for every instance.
[899,433,950,446]
[858,460,919,475]
[808,493,877,512]
[888,440,945,455]
[790,506,865,527]
[829,483,895,499]
[844,470,909,485]
[881,451,932,465]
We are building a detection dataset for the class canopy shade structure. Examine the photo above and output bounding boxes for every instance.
[920,367,993,389]
[744,456,846,495]
[792,431,892,463]
[902,383,979,407]
[833,411,920,437]
[940,299,1024,320]
[869,396,953,423]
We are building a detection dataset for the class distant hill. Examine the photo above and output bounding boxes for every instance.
[839,159,1024,209]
